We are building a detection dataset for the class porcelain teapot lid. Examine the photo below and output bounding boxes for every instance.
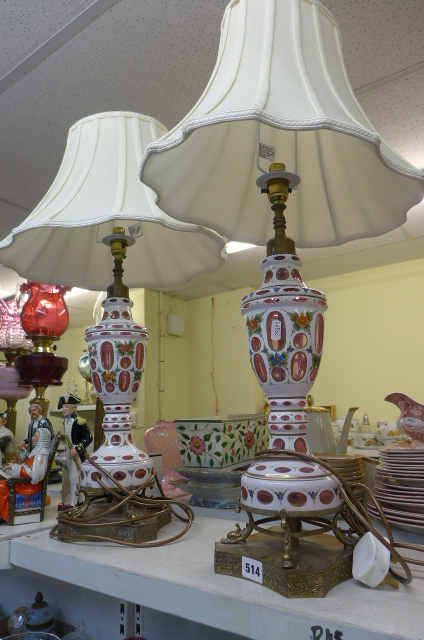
[304,406,331,414]
[305,394,330,414]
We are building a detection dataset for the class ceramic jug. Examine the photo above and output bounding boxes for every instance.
[336,407,359,453]
[306,405,359,453]
[385,392,424,448]
[305,407,336,453]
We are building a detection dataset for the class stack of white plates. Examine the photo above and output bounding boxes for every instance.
[369,443,424,534]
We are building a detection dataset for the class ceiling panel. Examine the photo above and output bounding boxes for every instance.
[0,0,423,326]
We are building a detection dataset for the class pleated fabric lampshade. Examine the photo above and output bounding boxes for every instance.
[0,112,226,291]
[141,0,424,583]
[139,0,424,248]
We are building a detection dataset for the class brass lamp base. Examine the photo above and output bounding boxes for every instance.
[54,500,172,545]
[215,528,353,598]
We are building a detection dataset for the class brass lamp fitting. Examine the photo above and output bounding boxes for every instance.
[30,335,57,353]
[257,162,300,257]
[103,226,135,298]
[266,162,291,205]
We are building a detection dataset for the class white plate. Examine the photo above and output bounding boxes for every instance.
[369,509,424,535]
[380,443,424,452]
[376,470,424,479]
[375,466,424,484]
[368,503,424,522]
[379,455,424,464]
[379,462,424,470]
[374,491,424,503]
[368,503,423,524]
[378,483,424,495]
[373,487,424,501]
[379,466,424,476]
[376,474,424,488]
[372,495,424,513]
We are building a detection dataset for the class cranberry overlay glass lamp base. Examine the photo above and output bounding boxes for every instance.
[241,250,326,454]
[215,165,354,597]
[82,294,153,490]
[53,228,192,546]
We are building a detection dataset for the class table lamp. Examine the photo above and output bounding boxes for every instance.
[0,111,226,544]
[139,0,424,593]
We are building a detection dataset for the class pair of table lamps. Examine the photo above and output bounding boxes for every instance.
[0,0,423,591]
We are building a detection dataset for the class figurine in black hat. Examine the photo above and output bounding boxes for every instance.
[55,393,93,510]
[18,401,54,454]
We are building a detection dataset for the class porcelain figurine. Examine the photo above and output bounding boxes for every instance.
[0,428,51,523]
[55,394,93,510]
[18,401,54,454]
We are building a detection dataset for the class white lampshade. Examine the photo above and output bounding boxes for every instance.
[0,112,226,290]
[139,0,424,248]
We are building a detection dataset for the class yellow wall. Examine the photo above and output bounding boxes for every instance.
[143,289,188,425]
[308,259,424,427]
[185,288,264,418]
[9,257,424,443]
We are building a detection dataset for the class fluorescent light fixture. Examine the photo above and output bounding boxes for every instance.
[226,241,256,254]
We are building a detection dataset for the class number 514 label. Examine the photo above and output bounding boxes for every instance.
[242,556,263,584]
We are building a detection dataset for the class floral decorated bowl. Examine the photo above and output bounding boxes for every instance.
[174,414,268,468]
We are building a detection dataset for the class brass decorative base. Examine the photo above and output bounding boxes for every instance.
[54,501,172,544]
[50,464,194,547]
[215,528,353,598]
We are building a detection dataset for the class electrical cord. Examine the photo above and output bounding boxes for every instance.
[50,452,194,547]
[255,449,424,585]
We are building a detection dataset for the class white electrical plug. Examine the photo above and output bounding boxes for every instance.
[352,531,391,588]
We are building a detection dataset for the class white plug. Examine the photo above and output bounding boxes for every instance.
[352,532,391,588]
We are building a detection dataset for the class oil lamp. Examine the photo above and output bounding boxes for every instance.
[14,281,70,414]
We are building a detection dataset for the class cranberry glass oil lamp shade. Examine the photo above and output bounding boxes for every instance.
[0,111,227,496]
[140,0,424,455]
[14,282,70,397]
